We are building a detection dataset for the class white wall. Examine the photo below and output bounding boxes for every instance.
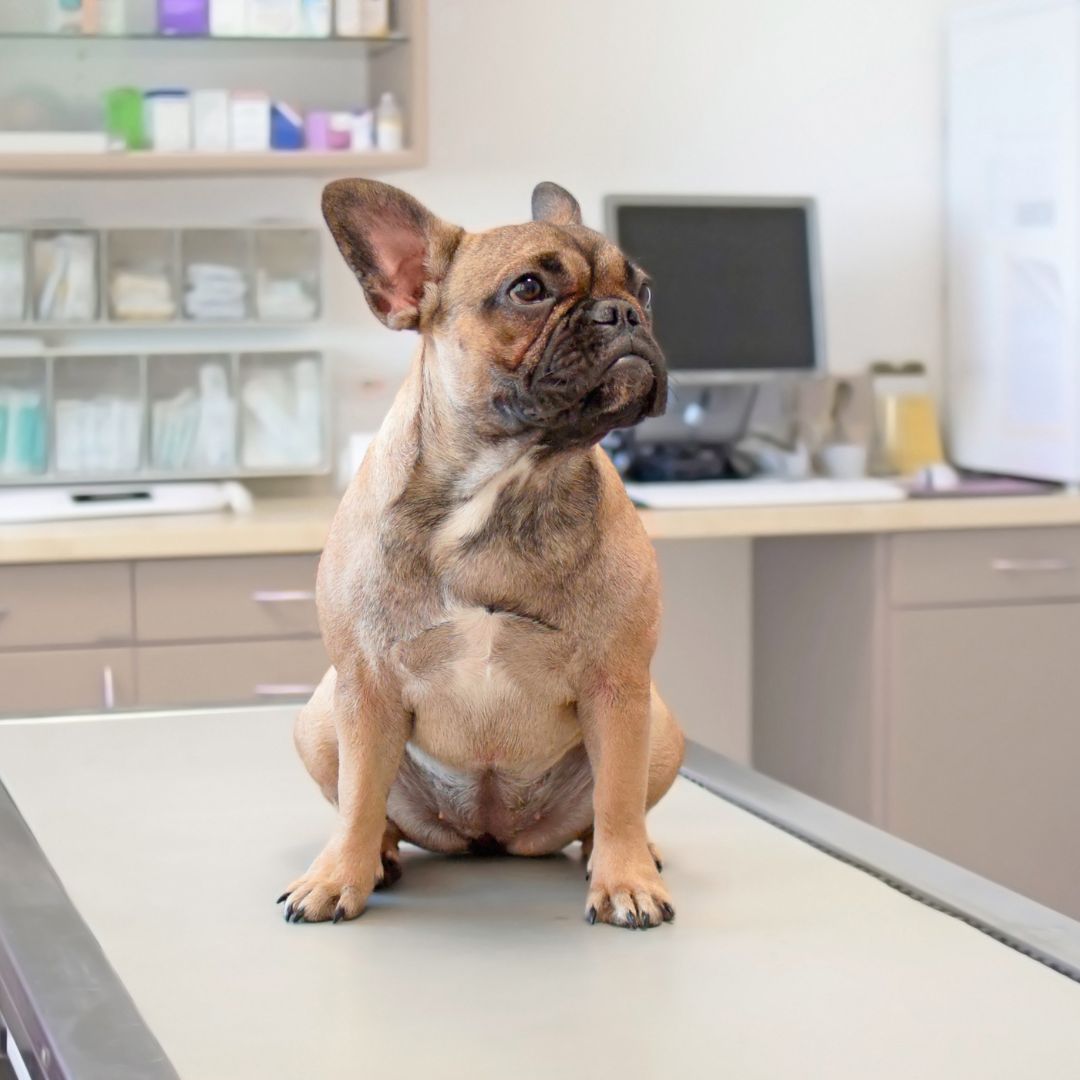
[0,0,962,401]
[405,0,955,384]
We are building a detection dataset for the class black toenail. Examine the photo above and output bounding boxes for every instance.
[284,903,294,921]
[661,902,675,921]
[276,892,289,904]
[586,906,597,925]
[333,906,345,923]
[625,911,638,929]
[641,911,652,928]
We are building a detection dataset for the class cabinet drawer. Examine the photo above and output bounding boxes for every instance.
[135,555,320,642]
[0,647,135,718]
[136,638,327,708]
[0,563,132,648]
[889,528,1080,607]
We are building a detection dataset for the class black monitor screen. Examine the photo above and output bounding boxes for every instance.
[612,203,818,372]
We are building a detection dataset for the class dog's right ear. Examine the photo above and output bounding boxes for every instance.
[322,179,463,330]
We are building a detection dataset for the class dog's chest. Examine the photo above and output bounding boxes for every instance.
[394,606,580,772]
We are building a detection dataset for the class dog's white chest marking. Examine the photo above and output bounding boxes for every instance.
[395,605,578,773]
[434,450,534,553]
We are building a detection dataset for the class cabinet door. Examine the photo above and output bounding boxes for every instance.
[0,648,135,718]
[888,604,1080,918]
[136,638,327,708]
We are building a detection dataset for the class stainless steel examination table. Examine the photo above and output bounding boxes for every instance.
[1,708,1079,1080]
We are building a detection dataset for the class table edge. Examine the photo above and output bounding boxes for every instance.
[0,778,179,1080]
[682,742,1080,983]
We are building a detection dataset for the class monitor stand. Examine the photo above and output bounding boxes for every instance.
[607,382,760,482]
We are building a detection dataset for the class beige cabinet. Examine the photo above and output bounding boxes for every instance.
[0,555,325,718]
[754,526,1080,919]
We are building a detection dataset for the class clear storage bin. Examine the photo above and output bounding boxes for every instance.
[53,355,142,474]
[148,353,236,472]
[31,230,100,323]
[106,229,180,322]
[239,351,323,469]
[181,230,251,322]
[0,356,47,476]
[0,231,27,322]
[253,228,321,322]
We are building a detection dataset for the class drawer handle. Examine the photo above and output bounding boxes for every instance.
[251,590,316,604]
[990,557,1073,573]
[102,665,116,710]
[254,683,317,697]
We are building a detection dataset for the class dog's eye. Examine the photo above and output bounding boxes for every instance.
[638,283,652,312]
[509,275,548,304]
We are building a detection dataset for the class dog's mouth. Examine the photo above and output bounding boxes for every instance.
[492,330,667,449]
[582,353,655,414]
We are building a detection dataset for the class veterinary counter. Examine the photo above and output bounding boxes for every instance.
[0,706,1078,1080]
[9,492,1080,564]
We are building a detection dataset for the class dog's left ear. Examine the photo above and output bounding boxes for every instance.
[531,181,582,227]
[323,178,463,330]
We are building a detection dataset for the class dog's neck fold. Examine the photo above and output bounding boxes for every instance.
[372,338,596,538]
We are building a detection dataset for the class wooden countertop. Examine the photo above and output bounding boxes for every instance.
[5,491,1080,564]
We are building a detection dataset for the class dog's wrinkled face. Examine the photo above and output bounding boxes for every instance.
[323,179,667,449]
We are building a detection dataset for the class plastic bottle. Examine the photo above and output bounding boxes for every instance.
[375,92,403,152]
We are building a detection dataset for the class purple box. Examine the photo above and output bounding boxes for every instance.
[305,111,332,150]
[158,0,209,36]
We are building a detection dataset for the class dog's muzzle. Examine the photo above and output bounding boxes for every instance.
[490,296,667,448]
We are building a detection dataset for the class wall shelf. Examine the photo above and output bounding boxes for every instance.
[0,32,408,45]
[0,148,423,177]
[0,0,428,176]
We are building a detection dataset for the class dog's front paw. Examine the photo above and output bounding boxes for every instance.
[277,842,383,924]
[585,850,674,930]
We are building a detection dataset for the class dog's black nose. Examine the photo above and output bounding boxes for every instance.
[589,298,640,328]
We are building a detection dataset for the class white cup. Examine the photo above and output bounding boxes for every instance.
[820,442,868,480]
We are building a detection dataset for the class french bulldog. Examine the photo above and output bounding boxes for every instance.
[280,179,685,930]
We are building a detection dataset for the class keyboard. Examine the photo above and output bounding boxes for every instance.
[623,478,906,509]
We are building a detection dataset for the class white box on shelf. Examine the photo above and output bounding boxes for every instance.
[0,132,109,154]
[145,91,193,152]
[210,0,246,35]
[229,94,271,151]
[193,90,230,151]
[246,0,301,37]
[299,0,330,36]
[334,0,361,36]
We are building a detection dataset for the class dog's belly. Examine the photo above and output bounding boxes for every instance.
[391,606,591,848]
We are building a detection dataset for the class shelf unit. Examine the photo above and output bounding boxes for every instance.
[0,348,330,484]
[0,0,427,177]
[2,224,323,326]
[0,149,423,177]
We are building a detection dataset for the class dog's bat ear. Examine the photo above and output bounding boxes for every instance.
[322,179,463,330]
[531,182,583,227]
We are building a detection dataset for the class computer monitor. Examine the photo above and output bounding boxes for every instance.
[604,196,824,383]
